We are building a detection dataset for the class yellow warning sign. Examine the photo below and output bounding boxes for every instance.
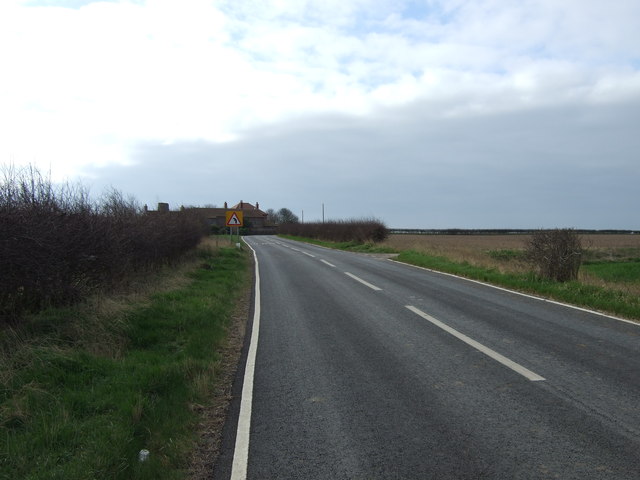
[225,210,244,227]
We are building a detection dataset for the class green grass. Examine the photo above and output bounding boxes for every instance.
[582,260,640,284]
[278,234,398,254]
[0,245,251,480]
[397,250,640,320]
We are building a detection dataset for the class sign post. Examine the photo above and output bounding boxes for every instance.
[225,210,244,245]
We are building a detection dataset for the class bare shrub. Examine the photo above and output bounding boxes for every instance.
[279,218,389,243]
[526,229,583,282]
[0,165,207,324]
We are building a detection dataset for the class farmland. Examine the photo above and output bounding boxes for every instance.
[380,233,640,298]
[381,233,640,257]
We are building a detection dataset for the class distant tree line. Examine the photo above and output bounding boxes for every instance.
[266,207,299,225]
[0,165,207,324]
[389,228,640,235]
[279,218,389,243]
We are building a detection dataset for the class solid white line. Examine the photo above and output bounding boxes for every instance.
[231,240,261,480]
[406,305,546,382]
[391,259,639,327]
[344,272,382,291]
[321,259,336,267]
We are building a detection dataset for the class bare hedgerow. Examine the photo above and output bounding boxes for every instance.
[279,218,389,243]
[525,228,583,282]
[0,165,207,324]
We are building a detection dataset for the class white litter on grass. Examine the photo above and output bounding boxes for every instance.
[138,449,150,462]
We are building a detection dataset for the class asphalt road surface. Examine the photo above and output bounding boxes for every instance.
[215,236,640,479]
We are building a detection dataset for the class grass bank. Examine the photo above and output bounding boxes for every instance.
[0,240,251,480]
[282,235,640,321]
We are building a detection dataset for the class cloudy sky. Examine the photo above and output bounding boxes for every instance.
[2,0,639,228]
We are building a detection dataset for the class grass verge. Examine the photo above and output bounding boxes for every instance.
[0,241,251,480]
[281,235,640,321]
[397,250,640,320]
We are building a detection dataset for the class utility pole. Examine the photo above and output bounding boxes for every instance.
[322,203,325,224]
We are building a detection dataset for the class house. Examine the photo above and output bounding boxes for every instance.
[145,201,277,235]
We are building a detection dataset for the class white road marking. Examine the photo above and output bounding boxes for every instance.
[302,251,316,257]
[392,259,639,327]
[231,241,261,480]
[345,272,382,291]
[406,305,546,382]
[321,259,336,267]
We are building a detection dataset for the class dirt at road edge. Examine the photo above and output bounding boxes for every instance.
[186,256,253,479]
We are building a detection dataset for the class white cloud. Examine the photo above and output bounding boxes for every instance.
[1,0,639,227]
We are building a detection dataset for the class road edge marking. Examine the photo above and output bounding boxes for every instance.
[231,240,261,480]
[406,305,546,382]
[344,272,382,291]
[391,259,639,327]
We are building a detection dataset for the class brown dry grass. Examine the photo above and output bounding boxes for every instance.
[382,234,640,252]
[381,234,531,273]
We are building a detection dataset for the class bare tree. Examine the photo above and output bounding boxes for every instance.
[278,207,299,224]
[266,208,279,224]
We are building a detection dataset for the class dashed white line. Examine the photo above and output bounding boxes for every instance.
[345,272,382,291]
[406,305,545,382]
[392,259,639,327]
[321,259,336,267]
[302,251,316,257]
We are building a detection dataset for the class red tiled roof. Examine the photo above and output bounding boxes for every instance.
[153,201,269,219]
[230,202,267,217]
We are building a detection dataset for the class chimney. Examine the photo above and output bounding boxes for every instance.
[158,202,169,213]
[224,201,228,209]
[240,200,244,209]
[256,201,259,210]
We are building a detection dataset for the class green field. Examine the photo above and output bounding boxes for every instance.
[582,260,640,284]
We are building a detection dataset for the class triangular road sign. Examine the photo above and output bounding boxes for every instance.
[226,211,244,227]
[227,213,241,225]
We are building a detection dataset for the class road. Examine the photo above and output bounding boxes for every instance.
[215,236,640,479]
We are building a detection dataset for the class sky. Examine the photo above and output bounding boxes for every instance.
[1,0,639,229]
